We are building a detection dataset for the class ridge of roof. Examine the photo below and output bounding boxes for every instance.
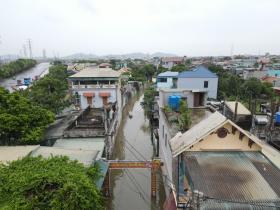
[178,65,218,78]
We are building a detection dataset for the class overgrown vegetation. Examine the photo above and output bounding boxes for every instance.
[143,86,157,119]
[127,62,156,82]
[0,59,36,79]
[25,64,69,114]
[178,100,191,131]
[0,156,103,210]
[208,64,274,101]
[0,87,54,145]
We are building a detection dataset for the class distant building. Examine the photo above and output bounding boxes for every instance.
[99,63,112,68]
[68,67,120,109]
[177,65,218,99]
[161,57,186,70]
[156,71,178,89]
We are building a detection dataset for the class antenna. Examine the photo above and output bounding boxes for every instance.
[27,39,33,58]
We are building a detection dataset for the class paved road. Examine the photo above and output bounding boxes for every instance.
[0,62,50,92]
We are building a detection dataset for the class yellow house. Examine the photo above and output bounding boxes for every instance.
[167,112,280,209]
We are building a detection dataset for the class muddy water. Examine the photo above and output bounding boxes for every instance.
[106,93,166,210]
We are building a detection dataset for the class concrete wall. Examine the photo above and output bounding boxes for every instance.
[158,108,176,196]
[177,77,218,99]
[157,77,174,89]
[74,88,118,109]
[159,90,195,108]
[188,122,261,152]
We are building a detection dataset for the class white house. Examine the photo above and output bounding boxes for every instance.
[68,67,120,109]
[157,71,178,89]
[177,65,218,99]
[161,57,185,70]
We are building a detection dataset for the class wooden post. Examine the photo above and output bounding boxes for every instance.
[151,159,161,197]
[103,170,110,197]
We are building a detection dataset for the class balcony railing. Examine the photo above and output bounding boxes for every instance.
[72,84,117,89]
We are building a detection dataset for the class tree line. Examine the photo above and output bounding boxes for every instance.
[0,59,36,79]
[0,63,69,146]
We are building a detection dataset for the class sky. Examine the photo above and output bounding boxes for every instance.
[0,0,280,57]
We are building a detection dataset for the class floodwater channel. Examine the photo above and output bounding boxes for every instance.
[0,62,50,92]
[106,93,166,210]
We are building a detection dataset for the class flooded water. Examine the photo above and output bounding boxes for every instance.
[0,62,50,92]
[106,93,166,210]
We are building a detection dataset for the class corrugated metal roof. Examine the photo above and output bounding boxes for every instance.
[157,71,178,78]
[31,146,99,167]
[170,112,227,157]
[184,151,280,207]
[225,101,251,115]
[69,67,120,78]
[0,145,39,164]
[53,138,105,159]
[178,65,218,78]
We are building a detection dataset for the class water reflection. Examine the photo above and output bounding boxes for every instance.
[106,93,165,210]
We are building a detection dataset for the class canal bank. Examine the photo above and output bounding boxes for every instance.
[0,62,50,92]
[106,93,166,210]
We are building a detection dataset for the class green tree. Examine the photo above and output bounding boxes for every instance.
[0,87,54,145]
[178,100,191,131]
[27,64,69,114]
[143,86,157,119]
[0,156,103,210]
[171,64,187,72]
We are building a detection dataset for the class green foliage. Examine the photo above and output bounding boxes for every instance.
[171,64,188,72]
[164,105,172,113]
[0,87,54,145]
[143,86,157,119]
[0,156,103,210]
[0,59,36,79]
[26,64,69,114]
[128,64,156,82]
[208,64,274,101]
[178,100,191,131]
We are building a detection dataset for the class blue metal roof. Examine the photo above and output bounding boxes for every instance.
[178,65,217,78]
[157,71,178,78]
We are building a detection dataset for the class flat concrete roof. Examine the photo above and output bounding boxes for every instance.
[0,145,40,164]
[53,138,105,159]
[69,67,120,78]
[31,146,99,167]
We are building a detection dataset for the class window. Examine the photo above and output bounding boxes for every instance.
[158,78,167,83]
[73,81,79,85]
[204,81,209,88]
[74,92,80,105]
[99,80,110,85]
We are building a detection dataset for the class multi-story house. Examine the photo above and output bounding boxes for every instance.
[177,65,218,100]
[68,67,120,109]
[161,57,186,70]
[156,71,178,89]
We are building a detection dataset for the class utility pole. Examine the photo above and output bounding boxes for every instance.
[23,44,27,58]
[27,39,32,59]
[42,49,46,59]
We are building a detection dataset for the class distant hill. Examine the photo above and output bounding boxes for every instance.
[62,52,178,60]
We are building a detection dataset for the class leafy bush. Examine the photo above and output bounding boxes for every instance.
[0,156,104,210]
[0,87,54,145]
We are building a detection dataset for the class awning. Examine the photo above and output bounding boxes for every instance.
[94,159,109,189]
[83,92,95,97]
[99,92,111,97]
